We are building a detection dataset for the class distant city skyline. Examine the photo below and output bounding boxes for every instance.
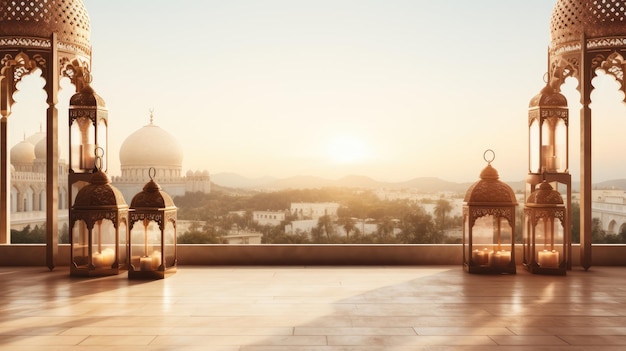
[8,1,626,183]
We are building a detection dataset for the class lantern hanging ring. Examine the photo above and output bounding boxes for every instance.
[94,147,105,171]
[149,167,156,180]
[483,149,495,165]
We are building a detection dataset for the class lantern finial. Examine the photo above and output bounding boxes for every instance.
[483,149,495,165]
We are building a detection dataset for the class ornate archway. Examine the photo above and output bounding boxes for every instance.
[549,0,626,270]
[1,0,93,269]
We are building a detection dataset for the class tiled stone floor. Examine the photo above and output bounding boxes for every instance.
[1,265,626,350]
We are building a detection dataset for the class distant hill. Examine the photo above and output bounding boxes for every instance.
[210,172,534,193]
[594,179,626,190]
[210,172,278,189]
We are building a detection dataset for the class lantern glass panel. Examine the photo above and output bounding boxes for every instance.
[554,119,567,172]
[164,221,175,267]
[72,219,89,268]
[463,213,470,261]
[130,219,162,271]
[91,219,116,268]
[529,119,540,172]
[97,118,108,172]
[119,220,128,266]
[535,216,564,268]
[70,117,95,172]
[471,215,495,265]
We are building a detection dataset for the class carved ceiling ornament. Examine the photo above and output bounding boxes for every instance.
[550,0,626,101]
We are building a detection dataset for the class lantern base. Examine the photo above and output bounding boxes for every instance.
[524,263,566,275]
[128,265,177,280]
[464,262,516,274]
[70,265,125,277]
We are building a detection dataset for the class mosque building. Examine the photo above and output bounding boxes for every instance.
[9,128,69,230]
[9,116,210,230]
[111,113,211,201]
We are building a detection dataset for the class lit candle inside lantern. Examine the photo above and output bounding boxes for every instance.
[140,257,152,271]
[101,248,115,267]
[472,248,490,266]
[537,250,559,268]
[151,251,162,270]
[92,252,104,268]
[493,250,511,266]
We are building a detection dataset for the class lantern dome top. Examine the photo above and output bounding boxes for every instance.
[73,170,128,209]
[130,177,176,210]
[464,163,517,205]
[0,0,90,51]
[70,84,106,108]
[550,0,626,47]
[526,181,565,206]
[529,84,568,109]
[119,117,183,169]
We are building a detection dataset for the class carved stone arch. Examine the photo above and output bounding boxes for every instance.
[60,56,91,93]
[1,50,47,109]
[595,51,626,102]
[550,56,581,90]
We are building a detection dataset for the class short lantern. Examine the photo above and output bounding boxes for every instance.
[463,150,518,274]
[128,170,177,279]
[523,180,567,275]
[69,165,129,277]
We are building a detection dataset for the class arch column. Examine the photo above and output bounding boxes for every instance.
[0,64,13,243]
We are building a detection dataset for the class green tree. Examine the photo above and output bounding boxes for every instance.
[337,216,356,242]
[434,198,453,231]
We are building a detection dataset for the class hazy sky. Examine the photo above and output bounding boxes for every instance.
[8,0,626,183]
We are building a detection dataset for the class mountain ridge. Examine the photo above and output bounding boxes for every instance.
[211,172,626,193]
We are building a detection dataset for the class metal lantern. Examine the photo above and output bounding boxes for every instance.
[528,84,568,175]
[523,180,567,275]
[69,163,129,277]
[128,169,177,279]
[526,83,572,269]
[463,150,518,274]
[69,82,108,174]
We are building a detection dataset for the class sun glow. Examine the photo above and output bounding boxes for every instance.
[325,135,369,164]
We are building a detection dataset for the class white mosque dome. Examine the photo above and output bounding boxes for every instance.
[11,139,36,164]
[34,137,46,160]
[119,119,183,168]
[25,130,45,146]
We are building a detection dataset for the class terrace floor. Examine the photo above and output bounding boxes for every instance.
[1,265,625,351]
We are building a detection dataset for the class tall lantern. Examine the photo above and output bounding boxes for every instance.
[68,81,109,219]
[69,159,129,277]
[523,180,567,275]
[526,83,571,269]
[463,150,518,274]
[128,169,177,279]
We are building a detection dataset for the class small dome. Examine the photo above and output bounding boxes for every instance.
[73,170,127,209]
[551,0,626,47]
[186,169,194,177]
[0,0,90,54]
[10,139,35,164]
[529,84,568,109]
[464,164,517,205]
[130,178,176,210]
[119,120,183,169]
[34,137,46,160]
[526,181,565,206]
[25,130,45,146]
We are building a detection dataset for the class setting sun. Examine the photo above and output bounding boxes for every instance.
[325,135,369,164]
